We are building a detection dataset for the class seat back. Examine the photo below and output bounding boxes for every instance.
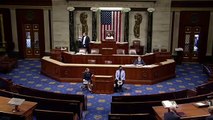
[34,109,77,120]
[91,49,99,54]
[88,59,96,64]
[78,48,87,54]
[132,40,140,47]
[116,49,125,54]
[105,60,112,64]
[128,49,137,55]
[0,112,25,120]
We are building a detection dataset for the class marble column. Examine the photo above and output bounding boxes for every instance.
[92,11,97,41]
[146,8,155,53]
[147,11,153,53]
[124,12,129,42]
[69,10,75,51]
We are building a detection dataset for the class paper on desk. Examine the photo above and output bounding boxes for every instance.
[8,98,25,106]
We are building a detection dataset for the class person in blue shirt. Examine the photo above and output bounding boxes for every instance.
[114,66,126,92]
[82,68,93,92]
[134,56,145,65]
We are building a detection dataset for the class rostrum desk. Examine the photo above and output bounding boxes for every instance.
[41,52,176,85]
[0,96,37,120]
[92,75,114,94]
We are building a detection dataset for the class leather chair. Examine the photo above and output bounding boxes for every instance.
[130,40,144,55]
[128,49,137,55]
[116,49,125,54]
[91,48,99,54]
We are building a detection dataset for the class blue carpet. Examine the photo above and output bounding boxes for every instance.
[0,59,208,120]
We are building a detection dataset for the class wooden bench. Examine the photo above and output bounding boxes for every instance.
[203,64,213,81]
[34,109,78,120]
[112,89,196,102]
[108,113,151,120]
[0,111,25,120]
[0,89,83,119]
[0,55,17,73]
[0,76,13,91]
[13,84,87,110]
[195,81,213,95]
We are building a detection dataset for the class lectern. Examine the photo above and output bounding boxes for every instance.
[92,75,114,94]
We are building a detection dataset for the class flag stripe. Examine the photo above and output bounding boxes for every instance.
[100,11,122,42]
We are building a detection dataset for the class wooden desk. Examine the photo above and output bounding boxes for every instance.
[0,96,37,120]
[61,52,171,65]
[92,75,114,94]
[41,57,176,84]
[153,103,210,120]
[90,41,129,55]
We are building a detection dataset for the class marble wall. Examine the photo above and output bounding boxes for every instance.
[51,0,172,53]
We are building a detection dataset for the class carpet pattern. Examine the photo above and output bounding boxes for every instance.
[0,59,208,120]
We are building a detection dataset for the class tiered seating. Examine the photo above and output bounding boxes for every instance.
[0,54,17,73]
[110,89,204,120]
[0,79,87,119]
[34,109,78,120]
[203,64,213,81]
[0,89,82,119]
[0,111,25,120]
[0,77,13,91]
[108,113,150,120]
[195,81,213,95]
[13,84,87,110]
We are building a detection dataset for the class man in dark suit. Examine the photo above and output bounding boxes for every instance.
[81,32,90,53]
[164,106,180,120]
[206,106,213,120]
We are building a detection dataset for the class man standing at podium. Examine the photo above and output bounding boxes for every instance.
[114,66,126,92]
[80,32,90,53]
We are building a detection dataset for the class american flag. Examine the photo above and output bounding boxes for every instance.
[100,11,122,42]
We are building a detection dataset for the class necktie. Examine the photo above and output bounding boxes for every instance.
[119,70,121,80]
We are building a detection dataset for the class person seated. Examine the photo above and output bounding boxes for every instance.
[164,105,180,120]
[206,106,213,120]
[134,56,145,65]
[82,68,93,92]
[114,66,125,92]
[105,33,114,39]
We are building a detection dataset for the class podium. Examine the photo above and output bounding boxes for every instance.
[101,40,116,55]
[92,75,114,94]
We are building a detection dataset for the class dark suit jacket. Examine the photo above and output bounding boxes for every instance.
[81,36,90,48]
[206,115,213,120]
[164,112,180,120]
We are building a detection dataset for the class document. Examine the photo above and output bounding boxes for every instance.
[8,98,25,106]
[162,100,178,108]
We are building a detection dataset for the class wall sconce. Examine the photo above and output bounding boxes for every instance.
[67,6,75,11]
[147,8,155,12]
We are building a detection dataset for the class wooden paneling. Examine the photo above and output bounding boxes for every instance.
[16,9,45,58]
[41,56,176,85]
[0,0,52,6]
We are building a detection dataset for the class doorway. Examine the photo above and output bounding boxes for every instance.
[23,24,40,58]
[16,9,45,58]
[178,11,210,63]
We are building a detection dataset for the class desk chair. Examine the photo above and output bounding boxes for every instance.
[129,49,137,55]
[116,49,125,54]
[91,48,99,54]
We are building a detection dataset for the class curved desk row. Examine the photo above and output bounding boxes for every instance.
[41,56,176,84]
